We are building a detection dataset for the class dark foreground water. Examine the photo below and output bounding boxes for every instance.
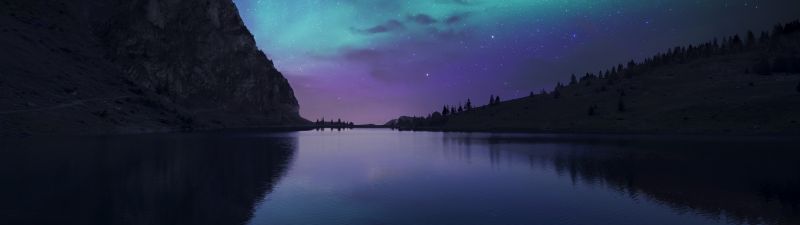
[1,129,799,225]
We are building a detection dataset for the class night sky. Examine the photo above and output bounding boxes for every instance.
[232,0,800,124]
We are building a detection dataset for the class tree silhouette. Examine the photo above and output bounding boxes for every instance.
[442,106,449,116]
[731,35,743,49]
[489,95,495,106]
[570,74,578,86]
[746,30,756,47]
[759,31,770,43]
[494,96,500,105]
[465,99,472,111]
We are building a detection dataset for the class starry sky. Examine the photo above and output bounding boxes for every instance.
[232,0,800,124]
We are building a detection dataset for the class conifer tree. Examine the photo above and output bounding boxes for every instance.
[570,74,578,86]
[465,99,472,111]
[494,96,500,105]
[746,30,756,47]
[759,31,770,44]
[627,60,637,69]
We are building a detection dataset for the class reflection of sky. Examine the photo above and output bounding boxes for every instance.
[246,130,732,225]
[233,0,800,124]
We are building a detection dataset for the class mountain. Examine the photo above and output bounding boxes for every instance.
[0,0,306,135]
[388,21,800,134]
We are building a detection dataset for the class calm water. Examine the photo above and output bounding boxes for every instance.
[1,129,799,225]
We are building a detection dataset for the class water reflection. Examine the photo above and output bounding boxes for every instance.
[442,133,800,225]
[0,132,296,225]
[3,130,799,225]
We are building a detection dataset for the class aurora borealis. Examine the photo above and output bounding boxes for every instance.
[233,0,800,124]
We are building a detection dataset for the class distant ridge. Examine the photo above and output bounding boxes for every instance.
[388,20,800,134]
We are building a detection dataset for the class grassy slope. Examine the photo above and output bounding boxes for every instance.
[429,41,800,134]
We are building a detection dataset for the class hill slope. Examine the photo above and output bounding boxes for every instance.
[389,21,800,134]
[0,0,306,135]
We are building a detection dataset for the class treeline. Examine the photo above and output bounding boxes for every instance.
[561,20,800,89]
[388,20,800,129]
[387,95,505,128]
[313,118,355,128]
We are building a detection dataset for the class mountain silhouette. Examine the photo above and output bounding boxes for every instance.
[0,0,306,136]
[388,20,800,134]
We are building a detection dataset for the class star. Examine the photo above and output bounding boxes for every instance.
[234,0,800,124]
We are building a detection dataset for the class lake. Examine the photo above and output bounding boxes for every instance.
[1,129,798,225]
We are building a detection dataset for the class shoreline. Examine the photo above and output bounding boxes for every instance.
[387,126,800,136]
[5,124,800,138]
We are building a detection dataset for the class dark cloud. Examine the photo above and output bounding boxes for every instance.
[352,19,405,34]
[336,46,434,82]
[407,14,438,25]
[444,12,471,25]
[435,0,475,5]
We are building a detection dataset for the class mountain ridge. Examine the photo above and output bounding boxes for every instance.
[0,0,307,135]
[388,20,800,134]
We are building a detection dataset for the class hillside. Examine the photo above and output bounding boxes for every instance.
[388,21,800,134]
[0,0,306,136]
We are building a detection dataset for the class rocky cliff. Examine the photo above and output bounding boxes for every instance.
[0,0,306,135]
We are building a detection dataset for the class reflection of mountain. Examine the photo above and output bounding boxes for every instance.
[0,133,295,225]
[447,134,800,225]
[546,144,799,225]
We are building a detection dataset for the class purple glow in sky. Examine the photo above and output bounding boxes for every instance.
[233,0,800,124]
